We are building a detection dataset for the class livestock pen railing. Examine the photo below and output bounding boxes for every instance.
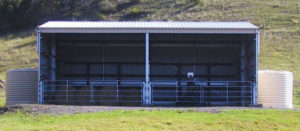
[39,80,144,105]
[38,80,253,106]
[151,81,253,106]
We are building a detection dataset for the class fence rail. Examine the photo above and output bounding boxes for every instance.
[151,81,253,105]
[39,80,144,105]
[39,80,253,106]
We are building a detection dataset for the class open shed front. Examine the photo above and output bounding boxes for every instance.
[149,34,256,106]
[37,21,259,106]
[40,33,146,105]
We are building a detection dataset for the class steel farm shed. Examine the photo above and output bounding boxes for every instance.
[37,21,260,106]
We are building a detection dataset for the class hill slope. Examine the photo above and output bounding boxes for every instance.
[0,0,299,107]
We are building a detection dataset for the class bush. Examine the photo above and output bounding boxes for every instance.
[7,34,14,39]
[130,0,142,3]
[191,0,204,6]
[129,7,142,15]
[97,13,107,20]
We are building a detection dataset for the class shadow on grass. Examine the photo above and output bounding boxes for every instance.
[120,12,150,21]
[12,41,35,49]
[0,30,35,40]
[116,1,140,12]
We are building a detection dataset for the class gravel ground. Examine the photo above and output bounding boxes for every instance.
[1,104,298,115]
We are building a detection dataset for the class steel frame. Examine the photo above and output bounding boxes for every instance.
[37,32,259,106]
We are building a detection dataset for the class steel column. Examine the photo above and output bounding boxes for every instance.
[253,30,260,105]
[144,33,151,105]
[241,35,246,105]
[117,80,119,102]
[66,80,69,102]
[226,81,229,103]
[50,34,56,94]
[37,29,42,104]
[90,83,94,103]
[38,81,43,104]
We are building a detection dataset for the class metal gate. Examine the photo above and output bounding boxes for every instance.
[151,81,253,106]
[39,80,144,105]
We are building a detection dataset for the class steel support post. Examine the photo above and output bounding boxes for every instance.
[90,83,94,103]
[117,80,119,102]
[226,81,229,103]
[50,34,56,94]
[143,33,151,105]
[38,81,43,104]
[66,80,69,103]
[37,30,42,104]
[253,30,260,105]
[241,35,246,105]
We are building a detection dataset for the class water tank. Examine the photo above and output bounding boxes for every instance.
[6,68,38,106]
[258,70,293,109]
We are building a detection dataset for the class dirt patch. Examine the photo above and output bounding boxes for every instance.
[3,104,298,115]
[19,104,267,115]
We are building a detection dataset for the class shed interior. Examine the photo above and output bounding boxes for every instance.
[40,33,257,106]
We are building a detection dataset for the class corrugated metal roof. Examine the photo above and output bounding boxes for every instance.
[39,21,257,29]
[38,21,258,34]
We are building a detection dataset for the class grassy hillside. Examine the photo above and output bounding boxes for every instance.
[0,33,37,107]
[0,0,299,107]
[1,110,300,130]
[0,32,37,79]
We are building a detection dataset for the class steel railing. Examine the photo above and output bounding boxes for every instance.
[39,80,253,106]
[151,80,253,105]
[39,80,144,104]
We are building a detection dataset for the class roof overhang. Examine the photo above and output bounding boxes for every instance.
[38,21,259,34]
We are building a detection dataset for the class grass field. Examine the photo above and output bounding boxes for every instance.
[294,85,300,108]
[0,109,299,130]
[0,88,4,107]
[0,32,37,79]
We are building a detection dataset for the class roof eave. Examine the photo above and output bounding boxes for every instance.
[38,27,258,34]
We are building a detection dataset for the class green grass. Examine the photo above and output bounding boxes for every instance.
[0,88,5,107]
[294,85,300,108]
[129,7,143,15]
[0,110,299,130]
[0,33,38,79]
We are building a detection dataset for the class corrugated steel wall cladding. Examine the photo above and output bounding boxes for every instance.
[150,47,240,81]
[6,69,38,105]
[57,44,145,81]
[48,33,247,82]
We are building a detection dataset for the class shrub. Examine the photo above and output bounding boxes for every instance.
[7,34,14,39]
[191,0,204,6]
[129,7,142,15]
[97,13,107,20]
[130,0,142,3]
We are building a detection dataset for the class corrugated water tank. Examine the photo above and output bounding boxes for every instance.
[258,70,293,109]
[6,68,38,106]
